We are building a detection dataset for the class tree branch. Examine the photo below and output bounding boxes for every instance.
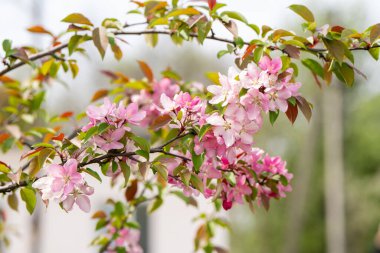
[2,27,379,77]
[0,42,68,76]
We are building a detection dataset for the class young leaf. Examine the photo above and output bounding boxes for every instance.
[285,102,298,124]
[269,110,279,125]
[20,187,37,214]
[220,11,248,24]
[148,197,163,214]
[137,60,154,82]
[288,4,315,22]
[302,58,324,78]
[62,13,93,26]
[323,38,346,63]
[370,23,380,44]
[92,27,109,59]
[296,96,312,122]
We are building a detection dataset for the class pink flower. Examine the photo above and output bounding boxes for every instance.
[62,184,94,212]
[112,228,143,253]
[206,112,242,148]
[173,92,202,112]
[93,129,125,152]
[115,102,146,126]
[207,67,241,106]
[48,159,83,196]
[267,87,292,112]
[258,56,282,74]
[239,63,261,89]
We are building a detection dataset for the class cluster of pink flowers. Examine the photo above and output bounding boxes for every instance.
[83,98,146,153]
[106,226,143,253]
[131,78,180,126]
[157,56,298,210]
[33,159,94,212]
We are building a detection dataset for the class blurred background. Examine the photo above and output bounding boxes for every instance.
[1,0,380,252]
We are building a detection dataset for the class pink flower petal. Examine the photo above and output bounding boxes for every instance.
[76,195,91,212]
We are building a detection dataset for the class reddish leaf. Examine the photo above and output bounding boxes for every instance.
[0,133,11,144]
[101,70,118,80]
[60,111,73,118]
[27,25,53,36]
[91,210,107,219]
[91,89,109,102]
[242,44,256,61]
[285,101,298,124]
[208,0,216,10]
[284,45,300,59]
[125,179,138,201]
[52,133,65,141]
[296,96,312,122]
[20,147,44,160]
[150,114,172,129]
[137,60,154,82]
[331,26,345,33]
[0,76,16,83]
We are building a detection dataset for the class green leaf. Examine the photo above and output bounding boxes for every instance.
[288,97,297,106]
[8,192,18,211]
[167,7,200,18]
[130,135,150,152]
[145,33,159,47]
[84,168,102,182]
[269,110,280,125]
[221,11,248,24]
[120,162,131,187]
[288,4,315,22]
[62,13,93,26]
[370,23,380,44]
[323,38,346,63]
[20,187,36,214]
[68,35,82,55]
[2,39,12,53]
[83,126,98,142]
[0,163,11,173]
[302,58,324,78]
[148,197,163,214]
[190,174,204,193]
[248,24,260,35]
[205,72,220,85]
[192,152,204,173]
[198,125,212,141]
[180,170,191,186]
[153,163,168,180]
[335,62,355,87]
[217,50,229,59]
[92,27,109,59]
[369,47,379,61]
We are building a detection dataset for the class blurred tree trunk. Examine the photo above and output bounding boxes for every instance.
[282,94,321,253]
[323,83,346,253]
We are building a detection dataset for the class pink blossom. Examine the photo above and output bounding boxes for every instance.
[48,159,83,196]
[267,87,292,112]
[115,102,146,126]
[239,63,261,89]
[258,56,282,74]
[62,184,94,212]
[93,128,125,152]
[207,67,241,106]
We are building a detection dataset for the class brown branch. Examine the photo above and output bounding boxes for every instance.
[0,42,68,76]
[1,27,379,77]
